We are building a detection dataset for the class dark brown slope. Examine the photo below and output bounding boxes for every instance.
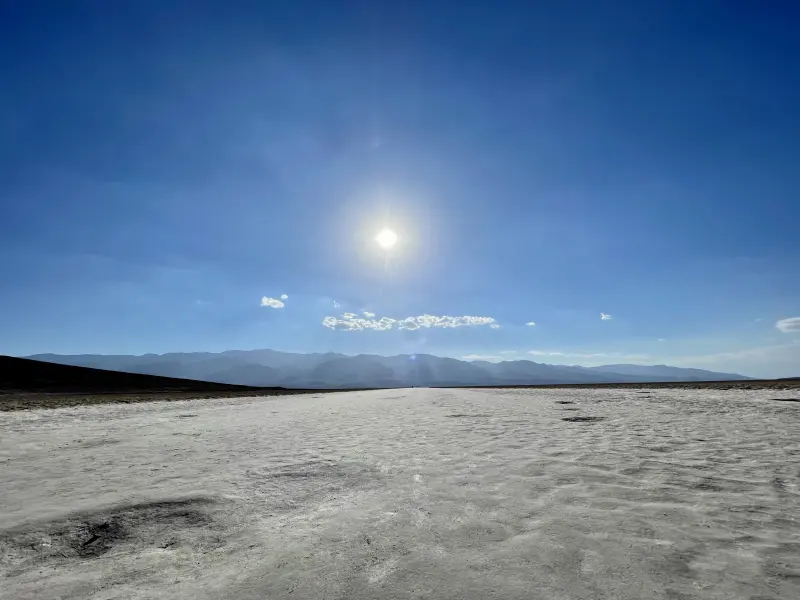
[0,356,342,411]
[0,355,274,394]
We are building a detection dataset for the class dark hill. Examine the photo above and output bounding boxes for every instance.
[0,355,271,394]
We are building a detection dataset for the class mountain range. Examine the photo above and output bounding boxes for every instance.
[25,350,751,389]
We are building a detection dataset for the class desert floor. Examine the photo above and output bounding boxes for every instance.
[1,387,799,599]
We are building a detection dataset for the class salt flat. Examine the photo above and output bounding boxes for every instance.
[1,387,799,600]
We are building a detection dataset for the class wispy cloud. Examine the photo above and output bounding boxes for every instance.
[333,300,340,309]
[500,350,517,355]
[776,317,800,333]
[489,323,501,329]
[322,313,499,332]
[658,338,666,342]
[363,311,376,318]
[667,340,799,366]
[528,349,650,360]
[260,296,285,309]
[525,321,536,326]
[280,294,288,300]
[601,312,613,320]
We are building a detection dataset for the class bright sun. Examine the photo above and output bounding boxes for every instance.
[375,228,398,249]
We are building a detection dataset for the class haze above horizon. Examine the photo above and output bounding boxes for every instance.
[1,1,798,378]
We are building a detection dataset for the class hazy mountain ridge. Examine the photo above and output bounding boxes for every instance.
[588,364,748,380]
[25,350,752,389]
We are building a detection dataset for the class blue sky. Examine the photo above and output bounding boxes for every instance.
[1,1,798,377]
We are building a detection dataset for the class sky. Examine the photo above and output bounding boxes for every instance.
[1,1,798,378]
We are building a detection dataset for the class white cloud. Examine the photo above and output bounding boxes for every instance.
[322,315,397,331]
[363,311,376,318]
[397,317,420,330]
[601,312,613,320]
[489,323,501,329]
[525,322,536,326]
[333,300,340,309]
[321,312,498,332]
[500,350,517,355]
[280,294,288,300]
[260,296,285,308]
[402,315,497,329]
[776,317,800,333]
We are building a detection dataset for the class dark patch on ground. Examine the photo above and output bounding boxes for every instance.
[771,477,787,493]
[71,438,120,449]
[693,478,724,492]
[664,588,695,600]
[73,520,127,558]
[555,401,575,404]
[177,413,198,418]
[562,416,606,423]
[0,497,216,570]
[769,398,800,403]
[445,413,492,418]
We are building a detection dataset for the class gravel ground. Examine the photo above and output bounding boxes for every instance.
[0,389,322,412]
[1,387,799,600]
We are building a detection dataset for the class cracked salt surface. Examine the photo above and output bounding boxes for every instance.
[1,387,799,599]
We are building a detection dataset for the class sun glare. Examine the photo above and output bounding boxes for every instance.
[375,228,398,249]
